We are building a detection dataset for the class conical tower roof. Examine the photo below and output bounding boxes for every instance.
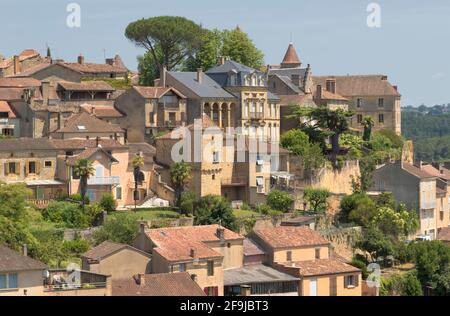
[281,43,301,68]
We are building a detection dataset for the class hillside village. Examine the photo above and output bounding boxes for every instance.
[0,20,449,297]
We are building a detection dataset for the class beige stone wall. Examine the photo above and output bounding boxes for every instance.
[209,240,244,270]
[273,246,330,264]
[436,192,450,230]
[83,248,151,280]
[0,270,45,296]
[301,274,362,296]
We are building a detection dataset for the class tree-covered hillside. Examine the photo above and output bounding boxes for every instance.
[402,109,450,162]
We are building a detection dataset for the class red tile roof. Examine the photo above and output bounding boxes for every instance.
[80,104,124,118]
[313,75,400,97]
[133,86,186,99]
[54,112,124,133]
[65,147,118,166]
[146,225,243,263]
[61,62,127,74]
[402,163,435,179]
[0,88,24,101]
[58,81,115,91]
[0,49,41,69]
[157,114,217,140]
[112,273,206,296]
[287,258,360,277]
[253,226,330,249]
[0,101,18,118]
[50,138,125,150]
[0,77,41,88]
[83,241,150,261]
[421,164,450,181]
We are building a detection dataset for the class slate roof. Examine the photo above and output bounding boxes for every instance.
[268,67,307,79]
[146,225,243,263]
[54,112,124,133]
[83,241,150,261]
[206,60,258,75]
[0,244,47,272]
[224,264,299,286]
[275,75,302,94]
[313,75,400,97]
[112,273,206,296]
[168,71,235,99]
[252,226,330,249]
[0,138,56,151]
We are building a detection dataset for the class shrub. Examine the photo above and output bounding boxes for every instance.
[99,193,117,214]
[303,188,330,214]
[194,195,238,231]
[254,204,273,215]
[69,193,90,205]
[179,191,198,216]
[267,190,294,213]
[351,258,369,280]
[42,201,89,229]
[93,212,139,245]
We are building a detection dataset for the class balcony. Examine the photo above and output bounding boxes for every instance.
[88,176,120,186]
[44,269,109,295]
[249,112,263,120]
[222,177,248,187]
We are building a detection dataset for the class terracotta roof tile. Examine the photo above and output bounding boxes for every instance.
[54,112,123,133]
[0,138,56,151]
[0,245,47,272]
[313,75,400,97]
[421,165,450,181]
[287,258,360,277]
[0,101,18,118]
[61,62,127,74]
[112,273,206,296]
[0,88,24,101]
[58,81,114,91]
[244,238,266,256]
[133,86,186,99]
[80,104,124,118]
[0,77,41,88]
[402,163,435,179]
[83,241,149,261]
[253,226,330,249]
[146,225,243,263]
[65,147,118,166]
[50,138,125,150]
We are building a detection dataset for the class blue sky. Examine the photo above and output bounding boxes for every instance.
[1,0,449,106]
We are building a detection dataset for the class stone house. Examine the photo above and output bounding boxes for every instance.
[115,86,187,142]
[0,138,67,205]
[249,226,362,296]
[371,161,450,239]
[0,49,48,78]
[133,224,245,296]
[82,241,151,280]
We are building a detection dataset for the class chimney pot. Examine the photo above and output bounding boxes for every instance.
[190,248,197,258]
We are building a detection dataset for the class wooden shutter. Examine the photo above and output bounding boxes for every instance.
[25,161,29,175]
[35,161,41,175]
[355,274,359,287]
[15,162,20,175]
[344,276,347,288]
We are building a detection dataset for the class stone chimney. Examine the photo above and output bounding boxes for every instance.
[303,64,312,94]
[291,74,301,87]
[159,65,167,87]
[13,55,21,75]
[77,54,84,64]
[216,227,225,242]
[219,56,226,65]
[240,285,251,296]
[139,222,146,234]
[197,68,203,84]
[190,248,197,258]
[23,244,28,257]
[96,136,100,148]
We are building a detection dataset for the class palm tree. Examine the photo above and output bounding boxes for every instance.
[170,161,192,207]
[73,159,95,209]
[362,116,375,142]
[132,155,145,211]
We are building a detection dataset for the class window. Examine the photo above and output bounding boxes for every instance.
[207,260,214,276]
[326,80,336,93]
[66,151,74,156]
[378,98,384,108]
[115,187,122,200]
[7,162,16,175]
[213,151,220,164]
[344,275,358,288]
[357,114,363,124]
[286,251,292,262]
[212,174,216,180]
[179,263,186,272]
[44,161,52,168]
[28,161,36,174]
[0,273,18,289]
[315,248,321,259]
[379,114,384,123]
[356,98,363,108]
[256,177,264,193]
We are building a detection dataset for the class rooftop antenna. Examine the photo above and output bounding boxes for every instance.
[290,32,293,43]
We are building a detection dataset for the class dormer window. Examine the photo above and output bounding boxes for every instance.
[229,73,237,86]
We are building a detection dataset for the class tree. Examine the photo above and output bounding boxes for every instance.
[371,205,419,238]
[281,129,326,170]
[362,116,375,142]
[195,195,238,231]
[137,48,163,86]
[185,29,223,71]
[266,190,294,213]
[125,16,205,71]
[73,159,95,209]
[42,201,89,229]
[355,227,395,262]
[0,182,32,221]
[292,106,355,168]
[93,213,139,245]
[99,193,117,214]
[221,27,264,69]
[179,191,198,216]
[303,188,330,214]
[381,272,423,296]
[340,193,377,225]
[170,161,192,207]
[132,154,145,211]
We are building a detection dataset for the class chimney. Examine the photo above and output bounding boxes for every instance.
[105,58,114,66]
[190,248,197,258]
[291,74,301,87]
[219,56,226,65]
[96,136,100,148]
[42,81,50,103]
[77,54,84,64]
[23,244,28,257]
[13,55,21,75]
[393,85,398,91]
[159,65,167,87]
[315,85,323,101]
[139,222,146,234]
[197,68,203,84]
[216,227,225,242]
[134,274,146,286]
[240,285,251,296]
[303,64,312,93]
